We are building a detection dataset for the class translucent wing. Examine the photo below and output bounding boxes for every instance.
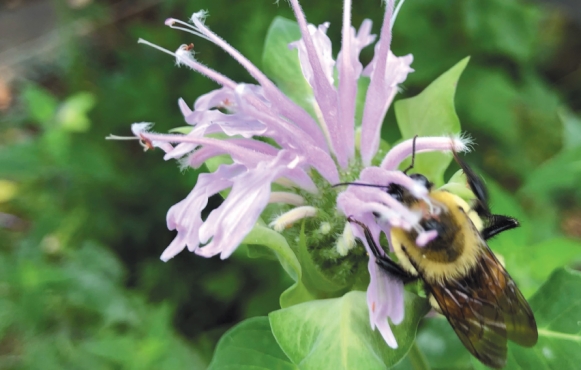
[427,245,537,369]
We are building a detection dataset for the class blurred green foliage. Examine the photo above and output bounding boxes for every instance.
[1,0,580,368]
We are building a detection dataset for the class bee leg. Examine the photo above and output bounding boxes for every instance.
[453,150,490,217]
[481,214,519,240]
[375,255,418,284]
[402,135,419,174]
[347,217,417,284]
[453,151,520,240]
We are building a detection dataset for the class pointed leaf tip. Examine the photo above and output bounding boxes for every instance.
[394,56,470,185]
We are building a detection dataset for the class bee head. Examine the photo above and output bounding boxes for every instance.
[386,173,433,204]
[408,173,433,191]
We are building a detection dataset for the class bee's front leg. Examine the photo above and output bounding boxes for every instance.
[347,216,418,284]
[374,254,419,284]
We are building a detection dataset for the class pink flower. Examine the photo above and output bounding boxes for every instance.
[115,0,471,349]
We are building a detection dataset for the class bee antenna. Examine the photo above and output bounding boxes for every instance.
[402,135,419,175]
[332,182,390,189]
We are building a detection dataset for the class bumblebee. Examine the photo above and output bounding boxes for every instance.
[347,146,538,369]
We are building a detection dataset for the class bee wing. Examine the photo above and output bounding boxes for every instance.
[429,277,508,368]
[428,245,537,369]
[479,246,538,347]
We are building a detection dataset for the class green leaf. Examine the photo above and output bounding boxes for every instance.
[521,146,581,201]
[508,268,581,369]
[463,0,541,63]
[0,142,43,179]
[415,317,473,369]
[56,92,96,132]
[559,108,581,150]
[439,169,475,202]
[269,291,430,369]
[83,336,134,363]
[208,317,297,370]
[456,66,519,143]
[394,57,469,185]
[515,238,581,298]
[21,84,58,125]
[242,224,315,308]
[485,178,530,248]
[202,269,243,302]
[262,17,315,117]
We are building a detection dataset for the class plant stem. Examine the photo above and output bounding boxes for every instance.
[408,341,431,370]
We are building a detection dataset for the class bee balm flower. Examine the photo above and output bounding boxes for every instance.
[113,0,470,349]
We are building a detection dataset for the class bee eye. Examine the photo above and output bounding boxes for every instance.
[386,184,404,201]
[409,173,432,190]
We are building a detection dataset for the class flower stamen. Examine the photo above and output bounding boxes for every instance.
[137,38,176,58]
[269,206,317,232]
[164,16,213,43]
[391,0,406,28]
[106,133,154,151]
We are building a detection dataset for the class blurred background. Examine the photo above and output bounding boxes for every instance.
[0,0,580,368]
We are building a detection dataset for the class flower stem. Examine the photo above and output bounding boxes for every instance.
[408,341,431,370]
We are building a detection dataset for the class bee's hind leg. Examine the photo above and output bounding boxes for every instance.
[481,214,519,240]
[452,151,520,241]
[347,216,418,284]
[453,150,490,217]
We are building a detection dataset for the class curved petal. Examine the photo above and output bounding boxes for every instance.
[184,13,328,150]
[166,111,268,160]
[337,186,421,228]
[160,164,247,261]
[185,138,278,169]
[336,15,377,162]
[192,85,262,112]
[197,150,304,259]
[349,217,404,349]
[139,132,274,165]
[288,0,344,165]
[289,22,335,87]
[359,167,428,198]
[234,86,340,184]
[360,49,414,166]
[359,0,415,166]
